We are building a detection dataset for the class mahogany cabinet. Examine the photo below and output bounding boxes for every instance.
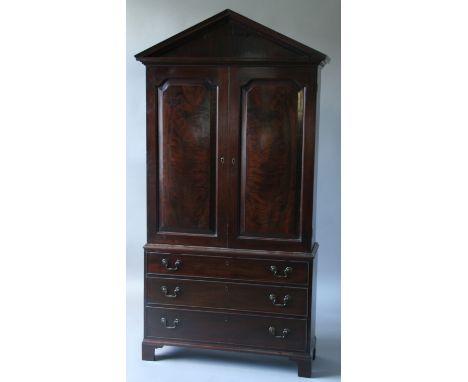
[135,9,328,378]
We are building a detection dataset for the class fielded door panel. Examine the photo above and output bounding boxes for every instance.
[228,67,317,252]
[146,66,229,246]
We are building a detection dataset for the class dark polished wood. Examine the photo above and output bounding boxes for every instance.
[290,355,313,378]
[145,306,307,352]
[240,79,304,238]
[144,242,318,260]
[158,78,217,234]
[135,9,327,65]
[146,66,229,247]
[228,66,316,252]
[143,337,309,358]
[146,276,308,316]
[146,252,308,285]
[136,9,327,378]
[142,342,163,361]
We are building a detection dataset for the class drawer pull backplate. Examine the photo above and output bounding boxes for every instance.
[161,317,180,329]
[161,258,182,271]
[268,326,290,339]
[269,293,291,307]
[161,286,181,298]
[269,265,293,278]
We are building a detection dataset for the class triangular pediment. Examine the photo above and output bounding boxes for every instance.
[135,9,327,65]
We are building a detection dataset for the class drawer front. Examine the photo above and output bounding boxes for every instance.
[145,306,307,352]
[147,277,308,316]
[146,252,308,285]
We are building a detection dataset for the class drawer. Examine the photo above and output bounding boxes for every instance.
[146,277,308,316]
[146,252,308,285]
[145,306,307,352]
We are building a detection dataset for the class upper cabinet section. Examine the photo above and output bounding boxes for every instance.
[135,9,328,65]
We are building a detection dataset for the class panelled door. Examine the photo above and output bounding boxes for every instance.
[228,67,317,252]
[146,66,229,246]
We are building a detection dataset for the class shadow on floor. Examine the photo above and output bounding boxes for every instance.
[152,335,340,378]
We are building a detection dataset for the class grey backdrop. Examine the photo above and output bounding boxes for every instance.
[127,1,340,380]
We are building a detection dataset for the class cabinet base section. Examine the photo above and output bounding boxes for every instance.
[142,338,316,378]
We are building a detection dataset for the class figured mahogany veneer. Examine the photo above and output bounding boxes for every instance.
[240,79,304,238]
[136,9,327,378]
[158,79,218,234]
